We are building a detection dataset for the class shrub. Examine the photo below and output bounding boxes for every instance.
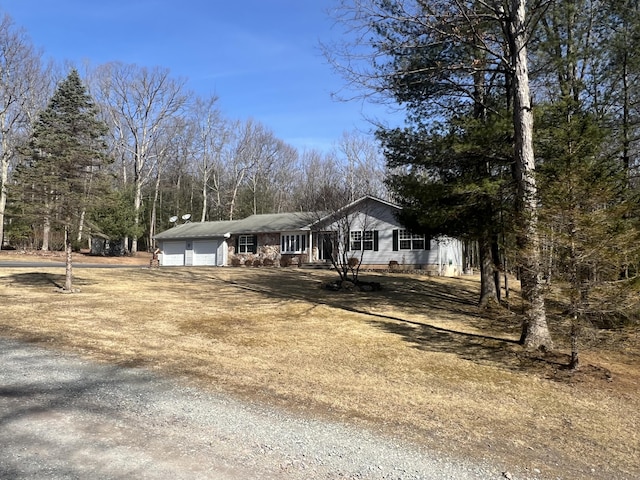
[280,256,291,267]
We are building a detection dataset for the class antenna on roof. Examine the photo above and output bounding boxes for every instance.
[181,214,191,222]
[169,215,178,225]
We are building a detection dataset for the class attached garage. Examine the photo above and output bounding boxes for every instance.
[192,240,219,266]
[161,241,186,266]
[155,221,233,267]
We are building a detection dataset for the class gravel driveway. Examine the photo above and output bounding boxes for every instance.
[0,337,507,479]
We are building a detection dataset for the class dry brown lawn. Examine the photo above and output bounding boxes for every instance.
[0,251,638,479]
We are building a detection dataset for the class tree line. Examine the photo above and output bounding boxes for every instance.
[0,12,388,257]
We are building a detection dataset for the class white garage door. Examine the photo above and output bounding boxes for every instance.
[161,241,185,266]
[193,240,218,266]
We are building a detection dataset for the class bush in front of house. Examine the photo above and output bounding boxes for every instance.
[280,256,292,267]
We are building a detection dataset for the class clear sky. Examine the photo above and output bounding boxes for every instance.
[0,0,387,153]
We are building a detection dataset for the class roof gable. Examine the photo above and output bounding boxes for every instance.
[311,196,400,228]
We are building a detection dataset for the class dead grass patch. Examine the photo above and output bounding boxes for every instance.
[0,264,638,479]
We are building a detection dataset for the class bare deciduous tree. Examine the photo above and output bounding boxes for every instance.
[188,95,228,222]
[223,119,263,220]
[0,14,48,249]
[337,131,387,201]
[94,62,187,253]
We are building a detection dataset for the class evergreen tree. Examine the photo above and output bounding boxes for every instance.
[593,0,640,179]
[536,98,639,367]
[12,69,110,291]
[381,106,515,307]
[88,186,142,253]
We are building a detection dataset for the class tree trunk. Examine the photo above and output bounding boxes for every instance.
[201,165,208,222]
[478,230,499,308]
[77,209,86,244]
[42,213,50,251]
[491,234,501,302]
[64,224,73,292]
[149,169,161,250]
[132,176,142,254]
[0,135,9,249]
[511,0,553,350]
[0,164,6,249]
[569,317,580,370]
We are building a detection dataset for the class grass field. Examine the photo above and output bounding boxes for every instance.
[0,255,638,479]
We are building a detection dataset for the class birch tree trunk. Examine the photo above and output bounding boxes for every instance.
[201,163,209,222]
[41,209,50,251]
[511,0,553,350]
[0,139,8,247]
[149,166,162,250]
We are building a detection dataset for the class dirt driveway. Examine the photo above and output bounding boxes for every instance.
[0,337,503,480]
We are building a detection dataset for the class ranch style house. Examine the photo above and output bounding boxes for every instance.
[153,196,463,275]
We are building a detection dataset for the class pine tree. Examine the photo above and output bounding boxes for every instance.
[382,106,515,307]
[537,98,638,367]
[12,69,110,291]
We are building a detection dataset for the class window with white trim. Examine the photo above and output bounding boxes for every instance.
[281,233,306,254]
[238,235,254,253]
[350,230,376,251]
[350,230,362,250]
[363,230,374,250]
[399,229,425,250]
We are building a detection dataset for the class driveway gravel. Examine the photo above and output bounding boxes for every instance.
[0,337,510,479]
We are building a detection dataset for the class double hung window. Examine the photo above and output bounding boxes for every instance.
[396,229,427,250]
[238,235,255,254]
[350,230,377,251]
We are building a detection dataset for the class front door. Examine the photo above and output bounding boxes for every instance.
[319,232,336,262]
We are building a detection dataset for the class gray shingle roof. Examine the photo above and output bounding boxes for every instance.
[153,212,315,240]
[154,220,237,240]
[232,212,314,233]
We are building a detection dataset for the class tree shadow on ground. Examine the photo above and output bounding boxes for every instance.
[219,269,519,336]
[359,308,612,383]
[2,272,92,289]
[210,269,612,383]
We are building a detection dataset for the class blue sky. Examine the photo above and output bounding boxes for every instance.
[1,0,389,152]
